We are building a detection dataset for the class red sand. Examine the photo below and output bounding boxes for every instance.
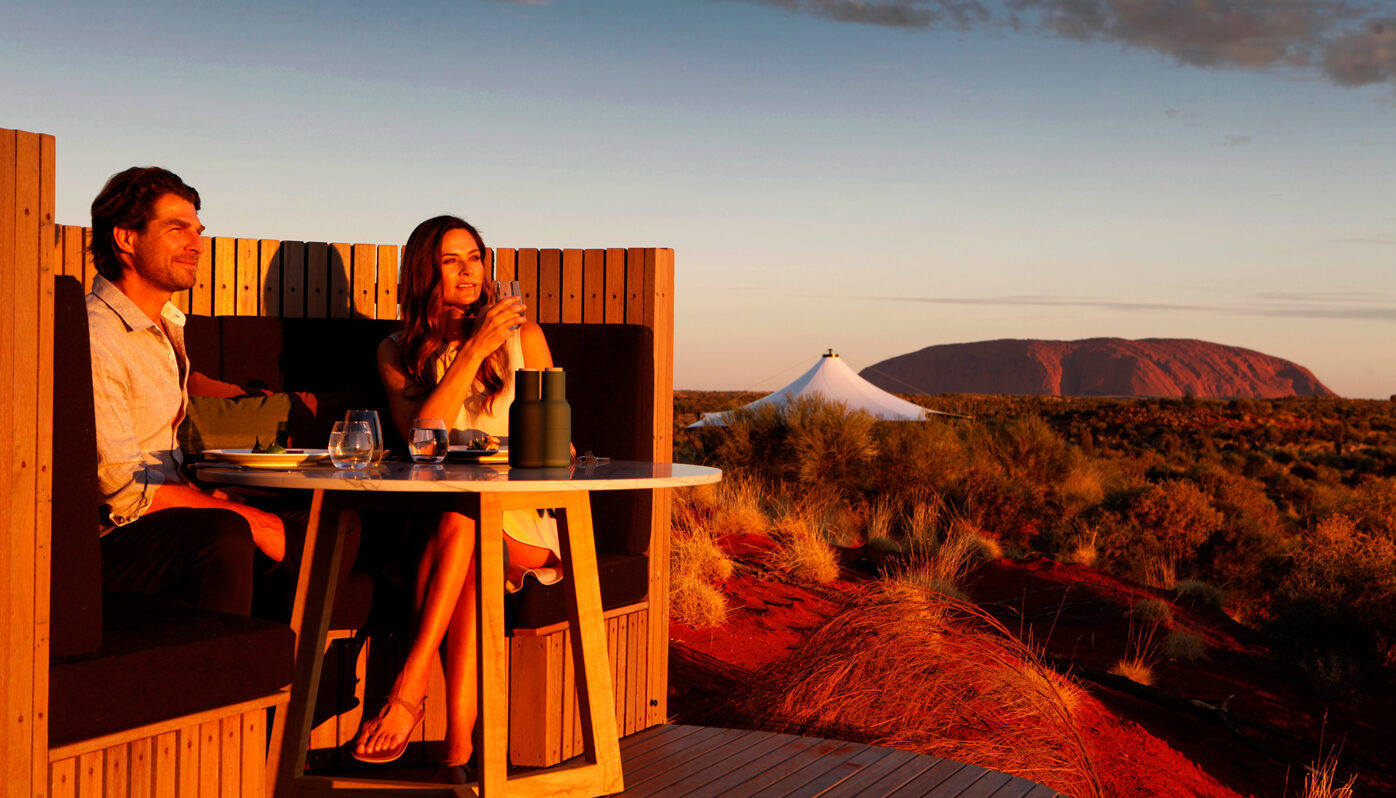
[669,540,1393,798]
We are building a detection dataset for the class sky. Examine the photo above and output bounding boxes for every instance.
[3,0,1393,397]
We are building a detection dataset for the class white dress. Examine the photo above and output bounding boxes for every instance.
[396,330,563,591]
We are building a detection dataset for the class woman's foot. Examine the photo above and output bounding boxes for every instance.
[351,694,426,763]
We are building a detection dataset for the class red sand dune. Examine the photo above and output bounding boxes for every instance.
[860,338,1335,398]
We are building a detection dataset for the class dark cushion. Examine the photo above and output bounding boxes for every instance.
[51,275,102,659]
[48,595,295,746]
[178,392,294,452]
[510,553,650,631]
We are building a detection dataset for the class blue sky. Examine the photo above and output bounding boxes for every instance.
[4,0,1393,397]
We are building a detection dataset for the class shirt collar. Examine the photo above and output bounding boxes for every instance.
[92,274,186,332]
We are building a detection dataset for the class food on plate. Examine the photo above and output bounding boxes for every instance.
[465,434,500,452]
[251,438,288,454]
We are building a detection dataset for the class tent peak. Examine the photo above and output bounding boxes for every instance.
[823,348,838,358]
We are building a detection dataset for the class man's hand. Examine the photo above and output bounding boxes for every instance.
[149,482,287,562]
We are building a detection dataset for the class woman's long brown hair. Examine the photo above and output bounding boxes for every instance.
[396,215,508,410]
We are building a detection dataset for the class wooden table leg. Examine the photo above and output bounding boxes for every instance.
[474,493,508,797]
[269,489,347,798]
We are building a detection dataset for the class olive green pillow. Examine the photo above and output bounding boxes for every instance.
[179,393,294,453]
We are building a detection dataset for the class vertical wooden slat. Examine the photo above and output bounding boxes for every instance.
[281,241,306,319]
[212,237,236,316]
[219,716,240,797]
[235,238,258,316]
[241,709,266,798]
[624,248,645,325]
[184,236,211,315]
[613,614,629,735]
[198,721,219,794]
[561,249,583,323]
[154,732,177,797]
[36,131,56,791]
[61,224,83,280]
[306,242,329,318]
[516,249,539,325]
[104,746,128,798]
[259,240,281,318]
[375,244,397,321]
[537,249,561,323]
[2,128,22,795]
[546,631,565,764]
[351,243,376,319]
[128,738,152,798]
[628,611,646,735]
[176,726,198,797]
[76,751,102,798]
[329,242,351,318]
[49,758,76,798]
[645,248,676,726]
[494,248,516,283]
[603,249,626,325]
[582,249,605,323]
[82,227,95,293]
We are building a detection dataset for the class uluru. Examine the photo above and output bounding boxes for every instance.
[860,338,1335,398]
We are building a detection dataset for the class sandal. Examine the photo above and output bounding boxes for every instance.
[351,694,426,764]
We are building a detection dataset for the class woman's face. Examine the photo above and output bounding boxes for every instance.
[437,228,484,314]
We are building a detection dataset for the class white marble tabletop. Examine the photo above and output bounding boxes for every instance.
[193,459,721,493]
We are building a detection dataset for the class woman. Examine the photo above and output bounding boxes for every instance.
[353,216,562,775]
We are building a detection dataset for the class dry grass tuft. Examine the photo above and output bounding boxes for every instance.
[669,578,728,629]
[1065,526,1099,567]
[673,527,734,585]
[743,584,1101,797]
[1300,749,1356,798]
[771,514,841,585]
[706,477,771,538]
[1110,614,1164,686]
[1108,656,1155,686]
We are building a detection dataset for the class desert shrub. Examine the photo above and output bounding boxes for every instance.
[1094,480,1222,580]
[1268,513,1396,684]
[1185,465,1288,590]
[743,585,1101,797]
[1162,630,1208,661]
[864,495,898,552]
[1128,598,1174,624]
[672,527,734,585]
[1174,580,1227,611]
[1343,477,1396,540]
[869,418,968,499]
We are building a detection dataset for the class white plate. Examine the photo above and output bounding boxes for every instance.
[202,448,331,468]
[448,446,509,463]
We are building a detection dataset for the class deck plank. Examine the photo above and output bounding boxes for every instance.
[622,730,799,798]
[813,747,925,798]
[604,727,1058,798]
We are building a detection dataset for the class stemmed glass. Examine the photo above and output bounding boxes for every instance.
[343,409,386,465]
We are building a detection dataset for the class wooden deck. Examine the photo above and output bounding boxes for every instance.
[605,724,1063,798]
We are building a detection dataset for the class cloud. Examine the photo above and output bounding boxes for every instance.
[729,0,1396,90]
[844,292,1396,321]
[733,0,991,29]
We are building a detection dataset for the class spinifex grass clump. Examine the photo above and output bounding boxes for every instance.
[770,511,840,585]
[743,583,1101,797]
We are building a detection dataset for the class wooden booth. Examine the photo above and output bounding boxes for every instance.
[2,126,677,797]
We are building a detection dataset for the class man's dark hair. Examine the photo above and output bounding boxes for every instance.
[90,167,201,281]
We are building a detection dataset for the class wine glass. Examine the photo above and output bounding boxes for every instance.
[343,409,386,465]
[328,421,372,470]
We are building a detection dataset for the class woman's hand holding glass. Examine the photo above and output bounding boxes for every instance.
[470,281,525,351]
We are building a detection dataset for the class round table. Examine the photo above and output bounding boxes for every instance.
[197,459,721,797]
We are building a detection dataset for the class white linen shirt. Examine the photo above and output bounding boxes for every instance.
[86,274,191,530]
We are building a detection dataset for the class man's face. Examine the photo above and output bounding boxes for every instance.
[120,193,204,293]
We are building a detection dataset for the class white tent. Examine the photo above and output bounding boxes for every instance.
[689,349,944,427]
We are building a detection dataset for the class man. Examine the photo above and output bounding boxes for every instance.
[87,167,310,616]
